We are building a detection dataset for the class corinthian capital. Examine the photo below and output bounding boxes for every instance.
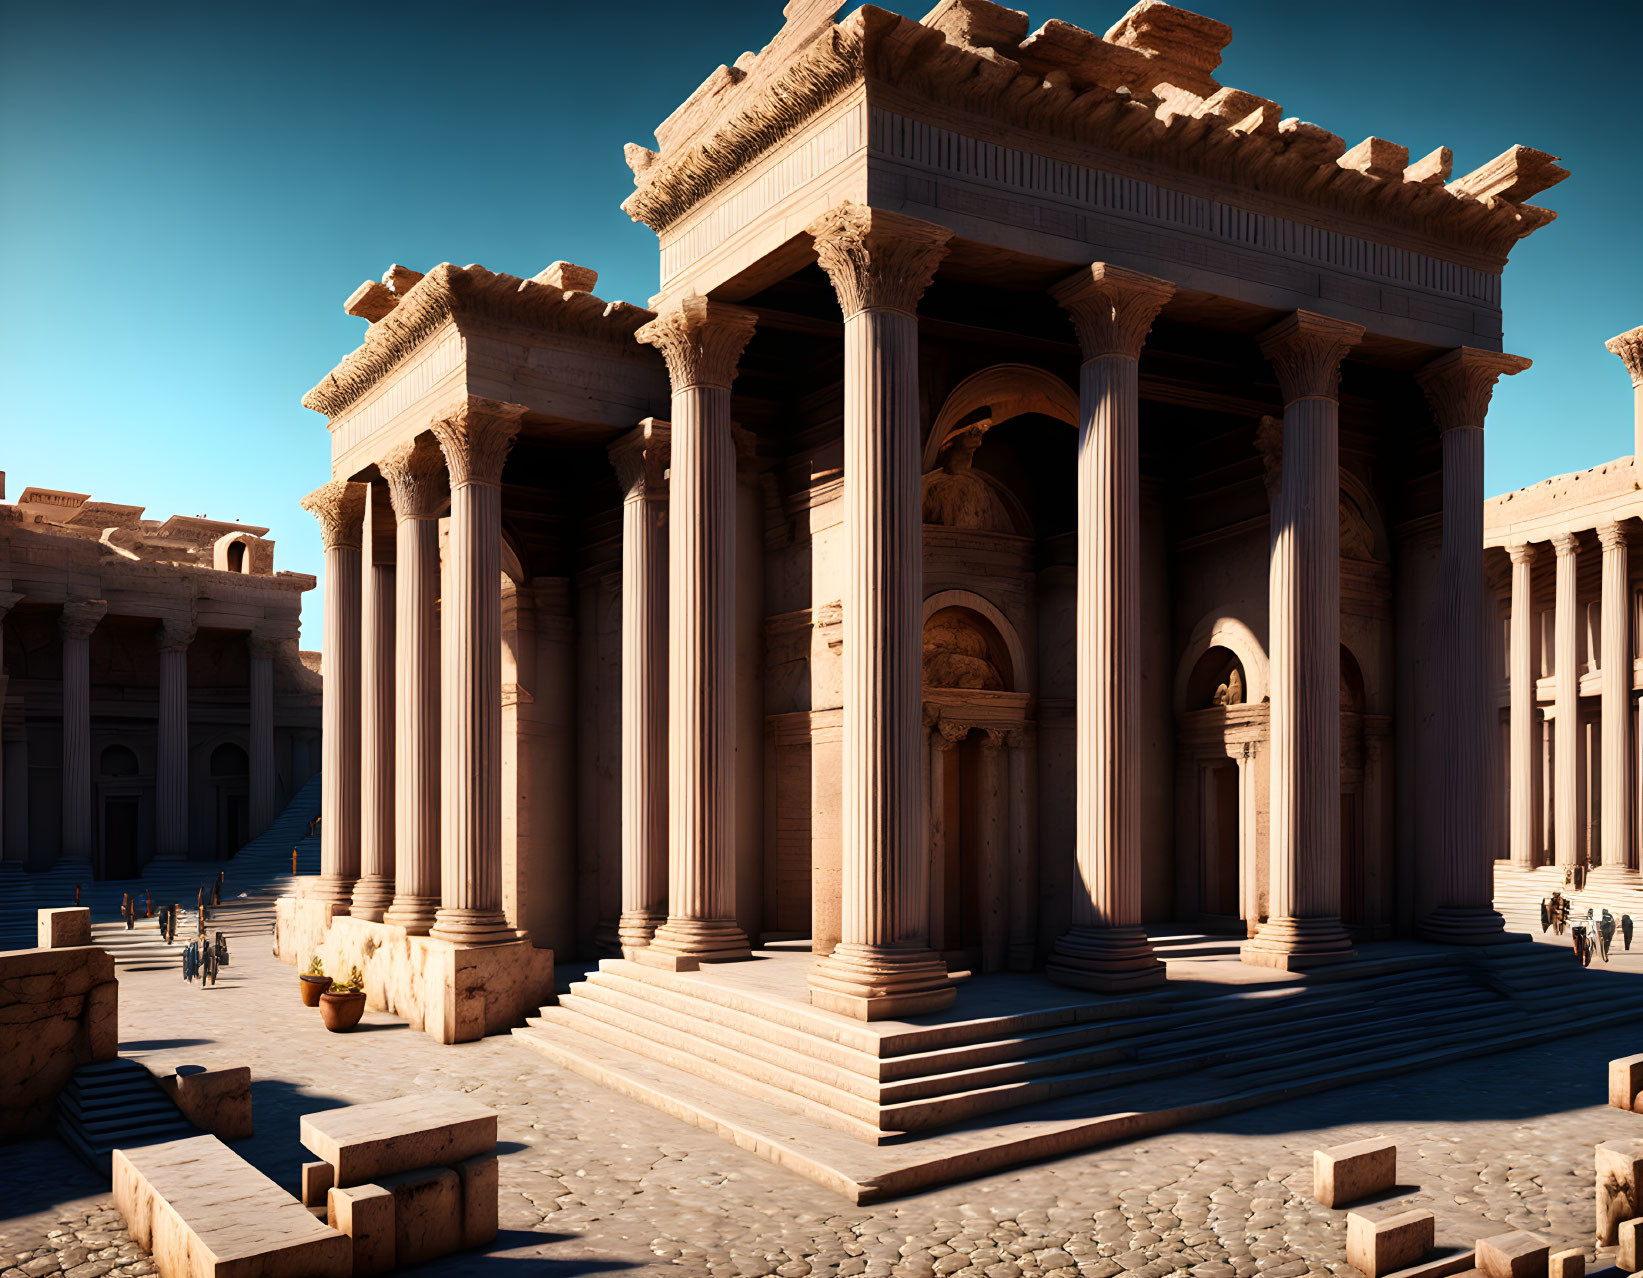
[1051,262,1175,360]
[59,599,108,640]
[1505,542,1537,566]
[609,418,671,499]
[1258,310,1366,404]
[1598,520,1631,551]
[637,295,758,392]
[300,480,368,551]
[1606,326,1643,388]
[430,397,527,489]
[379,435,449,522]
[247,629,282,660]
[806,203,951,319]
[157,616,197,653]
[1417,347,1532,433]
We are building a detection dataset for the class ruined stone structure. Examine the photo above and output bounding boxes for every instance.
[0,477,320,875]
[1485,327,1643,883]
[288,0,1565,1122]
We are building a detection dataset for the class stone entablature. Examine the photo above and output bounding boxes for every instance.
[629,0,1563,344]
[1485,455,1643,550]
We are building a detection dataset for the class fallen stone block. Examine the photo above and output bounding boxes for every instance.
[156,1066,252,1142]
[1476,1231,1549,1278]
[114,1134,349,1278]
[1347,1207,1435,1278]
[1597,1140,1643,1244]
[1547,1248,1583,1278]
[38,907,91,948]
[300,1093,497,1185]
[1610,1055,1643,1112]
[458,1153,499,1249]
[328,1183,395,1277]
[1314,1136,1396,1207]
[1623,1217,1643,1272]
[378,1165,462,1268]
[301,1159,334,1208]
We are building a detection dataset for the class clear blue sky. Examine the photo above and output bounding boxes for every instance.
[4,0,1639,643]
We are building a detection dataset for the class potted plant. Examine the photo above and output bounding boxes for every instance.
[319,965,367,1032]
[299,955,331,1007]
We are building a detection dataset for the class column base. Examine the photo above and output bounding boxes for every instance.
[617,909,666,956]
[348,875,395,923]
[644,917,752,968]
[1240,916,1356,970]
[382,895,438,936]
[1417,906,1513,946]
[304,876,357,910]
[1046,925,1166,992]
[428,908,519,946]
[807,944,955,1021]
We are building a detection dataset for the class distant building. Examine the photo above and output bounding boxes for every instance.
[0,473,320,875]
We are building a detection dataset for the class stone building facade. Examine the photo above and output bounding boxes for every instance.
[285,0,1566,1044]
[0,476,320,875]
[1485,327,1643,881]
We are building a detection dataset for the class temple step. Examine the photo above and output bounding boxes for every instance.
[56,1058,196,1172]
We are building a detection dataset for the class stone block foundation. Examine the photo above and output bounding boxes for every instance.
[274,894,553,1044]
[0,945,116,1139]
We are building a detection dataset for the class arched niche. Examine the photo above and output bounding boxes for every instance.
[1173,613,1269,716]
[922,590,1030,695]
[210,742,249,778]
[1184,646,1248,711]
[100,744,139,777]
[922,364,1078,474]
[213,532,255,574]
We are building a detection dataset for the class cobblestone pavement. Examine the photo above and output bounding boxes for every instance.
[4,937,1640,1277]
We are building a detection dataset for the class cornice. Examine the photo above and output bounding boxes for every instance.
[303,263,657,422]
[623,4,1565,265]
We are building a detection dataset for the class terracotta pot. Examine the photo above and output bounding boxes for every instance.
[319,990,367,1032]
[299,974,332,1007]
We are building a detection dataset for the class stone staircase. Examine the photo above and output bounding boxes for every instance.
[57,1058,196,1173]
[513,936,1643,1199]
[0,773,321,966]
[1493,862,1643,956]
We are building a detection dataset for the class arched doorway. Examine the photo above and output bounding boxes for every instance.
[210,742,250,858]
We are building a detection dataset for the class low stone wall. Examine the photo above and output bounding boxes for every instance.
[153,1065,253,1142]
[0,946,117,1139]
[274,896,553,1044]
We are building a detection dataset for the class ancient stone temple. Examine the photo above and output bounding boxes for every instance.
[0,475,319,874]
[283,0,1565,1171]
[1485,327,1643,887]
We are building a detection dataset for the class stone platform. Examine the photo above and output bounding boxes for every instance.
[514,937,1643,1201]
[273,894,553,1044]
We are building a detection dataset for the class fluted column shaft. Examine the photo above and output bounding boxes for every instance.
[301,480,367,907]
[1507,545,1538,869]
[155,620,194,860]
[59,601,106,862]
[380,436,446,934]
[1599,522,1633,873]
[803,203,954,1019]
[248,634,277,838]
[637,299,757,966]
[430,400,524,945]
[1553,533,1580,866]
[612,420,671,951]
[1047,262,1173,991]
[1242,311,1364,968]
[351,483,397,920]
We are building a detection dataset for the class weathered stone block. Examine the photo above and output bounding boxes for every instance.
[1610,1055,1643,1111]
[327,1183,395,1277]
[1476,1231,1548,1278]
[157,1066,252,1142]
[1346,1207,1434,1278]
[0,946,117,1140]
[301,1093,497,1186]
[1547,1248,1583,1278]
[457,1153,499,1249]
[37,907,91,948]
[378,1166,461,1268]
[1622,1218,1643,1273]
[1596,1140,1643,1244]
[301,1160,335,1208]
[1314,1136,1395,1207]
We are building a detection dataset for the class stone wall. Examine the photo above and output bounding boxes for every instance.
[0,945,117,1138]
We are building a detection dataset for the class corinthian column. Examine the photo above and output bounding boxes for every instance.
[610,419,671,951]
[155,617,196,860]
[1597,520,1635,878]
[350,481,397,920]
[636,298,757,967]
[1046,262,1174,991]
[1241,310,1363,969]
[379,436,447,935]
[803,202,954,1018]
[248,631,278,837]
[1552,532,1580,866]
[1506,544,1539,870]
[59,599,107,863]
[1606,326,1643,458]
[300,479,367,908]
[428,400,525,944]
[1416,347,1530,940]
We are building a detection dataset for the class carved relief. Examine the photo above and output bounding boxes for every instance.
[922,607,1007,691]
[921,427,1013,532]
[806,202,951,318]
[636,295,758,391]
